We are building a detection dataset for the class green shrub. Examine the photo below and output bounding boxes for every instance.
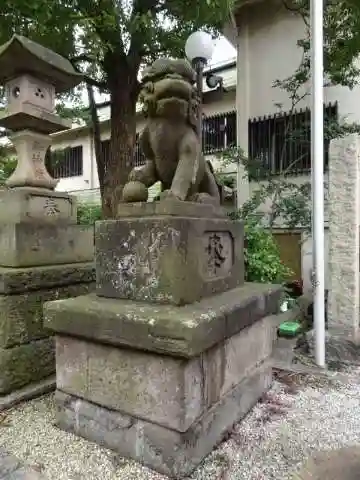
[243,219,292,283]
[77,203,102,225]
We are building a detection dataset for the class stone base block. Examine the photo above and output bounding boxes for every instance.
[45,283,282,358]
[0,282,94,349]
[0,338,54,395]
[0,187,77,224]
[0,375,55,412]
[0,262,95,295]
[55,363,271,478]
[95,210,244,305]
[55,314,275,432]
[0,222,94,267]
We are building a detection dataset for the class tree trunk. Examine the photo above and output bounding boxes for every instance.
[101,60,138,219]
[87,84,105,200]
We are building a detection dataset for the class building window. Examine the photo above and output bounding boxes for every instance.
[134,134,146,166]
[98,111,237,169]
[202,111,237,154]
[100,137,146,167]
[248,102,338,177]
[50,145,83,178]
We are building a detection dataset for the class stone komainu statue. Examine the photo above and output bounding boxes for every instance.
[122,58,221,204]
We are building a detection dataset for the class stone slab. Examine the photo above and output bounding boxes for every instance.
[45,283,282,358]
[0,188,77,224]
[0,223,94,267]
[328,134,360,339]
[306,329,360,366]
[0,106,71,134]
[0,338,54,395]
[0,375,55,412]
[95,215,244,305]
[117,200,226,218]
[0,448,21,478]
[293,446,360,479]
[55,363,271,479]
[0,262,95,295]
[0,282,94,349]
[55,315,273,432]
[0,447,46,479]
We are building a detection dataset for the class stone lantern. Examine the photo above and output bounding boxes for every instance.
[0,36,94,403]
[0,34,82,189]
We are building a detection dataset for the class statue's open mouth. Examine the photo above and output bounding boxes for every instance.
[149,77,194,103]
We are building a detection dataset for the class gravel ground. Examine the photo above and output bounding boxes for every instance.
[1,371,360,480]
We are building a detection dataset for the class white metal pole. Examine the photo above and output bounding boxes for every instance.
[311,0,326,367]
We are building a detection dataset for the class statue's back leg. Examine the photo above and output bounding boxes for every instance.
[197,160,221,204]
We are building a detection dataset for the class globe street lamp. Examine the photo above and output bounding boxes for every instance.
[185,31,215,139]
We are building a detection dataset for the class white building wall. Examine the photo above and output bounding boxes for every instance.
[237,0,360,136]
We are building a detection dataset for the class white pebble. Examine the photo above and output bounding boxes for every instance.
[2,370,360,479]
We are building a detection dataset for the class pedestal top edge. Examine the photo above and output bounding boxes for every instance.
[44,282,282,358]
[116,200,228,219]
[0,186,75,200]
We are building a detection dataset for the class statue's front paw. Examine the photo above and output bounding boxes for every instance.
[190,192,219,206]
[129,168,144,183]
[159,190,182,202]
[122,181,148,203]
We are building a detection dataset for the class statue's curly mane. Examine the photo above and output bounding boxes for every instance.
[140,58,199,134]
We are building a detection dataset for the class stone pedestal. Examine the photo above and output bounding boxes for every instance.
[45,201,282,478]
[0,188,95,397]
[44,201,281,478]
[328,135,360,342]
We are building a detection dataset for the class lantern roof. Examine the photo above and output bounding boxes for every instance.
[0,35,82,93]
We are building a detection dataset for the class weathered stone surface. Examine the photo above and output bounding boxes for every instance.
[95,215,243,305]
[328,135,360,340]
[55,315,273,432]
[0,338,54,395]
[0,447,47,479]
[0,282,94,349]
[0,376,55,412]
[0,448,21,477]
[306,329,360,366]
[117,200,225,219]
[0,222,94,267]
[0,262,95,295]
[293,445,360,479]
[1,104,71,135]
[56,363,271,478]
[45,283,282,358]
[0,188,77,225]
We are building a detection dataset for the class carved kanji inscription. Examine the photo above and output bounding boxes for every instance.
[202,231,234,279]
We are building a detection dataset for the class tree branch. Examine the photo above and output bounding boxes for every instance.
[68,57,108,90]
[84,75,107,90]
[70,54,95,64]
[128,0,159,71]
[281,0,310,27]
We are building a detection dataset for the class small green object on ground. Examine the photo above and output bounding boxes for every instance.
[278,321,302,337]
